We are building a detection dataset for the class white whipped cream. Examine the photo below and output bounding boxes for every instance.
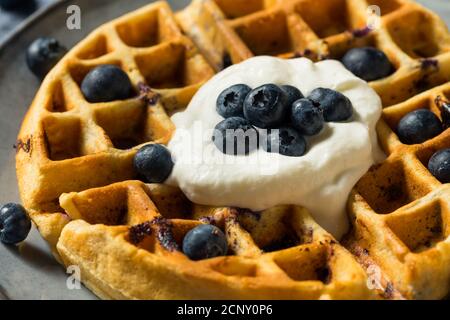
[166,56,384,239]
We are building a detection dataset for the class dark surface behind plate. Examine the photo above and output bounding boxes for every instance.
[0,0,55,43]
[0,0,449,300]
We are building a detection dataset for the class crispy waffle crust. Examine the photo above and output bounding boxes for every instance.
[15,0,450,299]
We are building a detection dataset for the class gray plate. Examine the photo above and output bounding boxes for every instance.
[0,0,449,300]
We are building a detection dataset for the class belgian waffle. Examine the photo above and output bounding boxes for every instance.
[15,0,450,299]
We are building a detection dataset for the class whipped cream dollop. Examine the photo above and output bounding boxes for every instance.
[166,56,384,239]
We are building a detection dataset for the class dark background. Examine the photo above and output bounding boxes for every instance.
[0,0,55,42]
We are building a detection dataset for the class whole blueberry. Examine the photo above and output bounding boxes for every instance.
[81,65,133,103]
[0,203,31,245]
[26,37,67,79]
[134,144,174,183]
[308,88,353,122]
[182,224,228,260]
[342,47,393,81]
[397,109,443,145]
[212,117,259,155]
[216,84,251,118]
[428,149,450,183]
[244,84,289,128]
[291,98,324,136]
[282,85,304,107]
[264,127,307,157]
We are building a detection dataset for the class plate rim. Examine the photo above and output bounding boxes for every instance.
[0,0,69,53]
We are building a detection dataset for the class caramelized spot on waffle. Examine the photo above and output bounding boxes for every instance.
[14,137,31,154]
[199,215,218,226]
[351,26,373,38]
[138,82,161,106]
[152,216,180,252]
[129,221,153,245]
[381,183,404,203]
[383,283,395,300]
[420,58,439,71]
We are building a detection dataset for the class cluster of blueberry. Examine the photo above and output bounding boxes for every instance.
[213,84,353,157]
[212,84,353,157]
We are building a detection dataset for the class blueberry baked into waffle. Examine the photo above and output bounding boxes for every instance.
[15,0,450,300]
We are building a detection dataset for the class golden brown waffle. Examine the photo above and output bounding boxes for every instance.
[57,182,374,299]
[177,0,450,107]
[177,0,450,299]
[15,0,450,299]
[16,1,214,250]
[346,81,450,300]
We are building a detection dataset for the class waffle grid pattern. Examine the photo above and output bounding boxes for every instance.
[347,82,450,299]
[57,181,375,299]
[16,2,214,213]
[177,0,450,107]
[15,0,450,299]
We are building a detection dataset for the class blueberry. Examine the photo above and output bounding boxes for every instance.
[428,149,450,183]
[244,84,289,128]
[397,109,443,145]
[212,117,259,155]
[282,85,304,107]
[182,224,228,260]
[133,144,174,183]
[342,47,393,81]
[0,203,31,245]
[26,37,67,79]
[81,65,133,103]
[216,84,251,118]
[264,127,307,157]
[291,98,324,136]
[308,88,353,122]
